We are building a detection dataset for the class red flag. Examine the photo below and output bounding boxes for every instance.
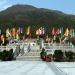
[52,27,55,36]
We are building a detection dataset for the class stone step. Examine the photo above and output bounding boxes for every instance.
[24,52,40,56]
[19,52,41,56]
[30,50,42,52]
[16,56,41,61]
[16,49,42,61]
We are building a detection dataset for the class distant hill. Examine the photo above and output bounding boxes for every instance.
[0,4,75,35]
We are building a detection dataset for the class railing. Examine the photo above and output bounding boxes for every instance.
[42,43,75,54]
[0,42,75,56]
[0,45,17,52]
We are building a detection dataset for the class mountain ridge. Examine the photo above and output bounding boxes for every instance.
[0,4,75,35]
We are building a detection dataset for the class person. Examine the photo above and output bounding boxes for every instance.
[28,44,31,52]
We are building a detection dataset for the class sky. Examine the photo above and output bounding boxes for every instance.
[0,0,75,15]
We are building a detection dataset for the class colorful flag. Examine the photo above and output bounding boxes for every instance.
[46,34,49,42]
[72,29,74,38]
[6,28,9,38]
[68,33,70,42]
[12,28,16,38]
[41,27,45,35]
[39,28,42,35]
[18,27,23,34]
[1,35,4,44]
[21,28,23,34]
[69,29,72,38]
[60,27,63,39]
[26,26,30,35]
[56,28,60,35]
[62,37,67,43]
[16,33,19,40]
[52,27,55,36]
[18,27,21,35]
[36,30,39,35]
[64,28,69,37]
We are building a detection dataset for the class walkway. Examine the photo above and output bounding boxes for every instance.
[0,61,55,75]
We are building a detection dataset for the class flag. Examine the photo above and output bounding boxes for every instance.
[62,37,67,43]
[18,27,23,34]
[68,33,70,42]
[1,35,4,44]
[64,28,69,37]
[39,28,42,35]
[72,29,74,38]
[52,27,55,36]
[21,28,23,34]
[36,30,39,35]
[41,27,45,35]
[26,26,30,35]
[16,33,19,40]
[36,28,40,36]
[46,34,49,42]
[18,27,21,35]
[69,29,72,38]
[60,27,63,39]
[56,28,60,35]
[6,28,9,38]
[12,28,16,38]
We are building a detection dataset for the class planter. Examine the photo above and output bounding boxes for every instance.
[45,54,52,62]
[41,55,46,61]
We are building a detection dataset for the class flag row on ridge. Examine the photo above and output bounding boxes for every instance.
[0,26,75,41]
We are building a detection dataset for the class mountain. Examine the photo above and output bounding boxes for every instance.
[0,4,75,35]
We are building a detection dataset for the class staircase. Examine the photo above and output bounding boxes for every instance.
[16,49,42,61]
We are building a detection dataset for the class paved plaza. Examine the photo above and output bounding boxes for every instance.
[0,61,75,75]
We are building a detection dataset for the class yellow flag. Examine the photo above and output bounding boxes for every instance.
[6,29,9,38]
[1,35,4,44]
[46,35,49,42]
[26,26,30,35]
[12,28,16,38]
[16,33,19,40]
[64,28,69,37]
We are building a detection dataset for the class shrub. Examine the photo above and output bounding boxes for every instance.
[53,50,63,62]
[0,52,2,59]
[0,49,14,61]
[1,50,9,61]
[8,49,14,61]
[40,48,47,61]
[72,38,75,46]
[65,51,74,62]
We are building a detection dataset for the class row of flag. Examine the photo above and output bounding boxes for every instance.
[52,27,75,38]
[0,26,75,44]
[36,27,45,36]
[51,27,75,44]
